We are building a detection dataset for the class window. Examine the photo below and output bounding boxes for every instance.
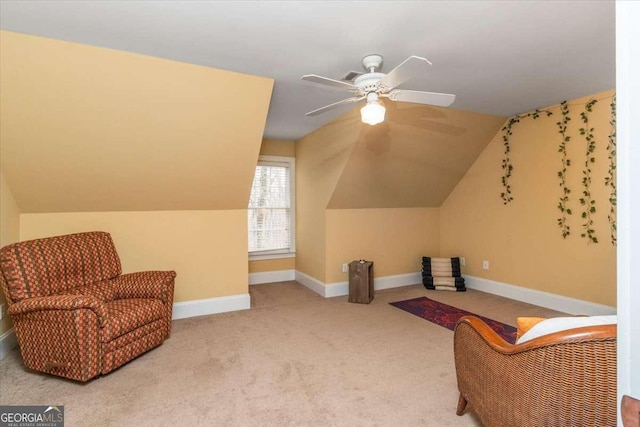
[248,155,295,259]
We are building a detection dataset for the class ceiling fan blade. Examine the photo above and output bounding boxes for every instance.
[301,74,358,90]
[305,96,365,116]
[387,89,456,107]
[380,56,432,89]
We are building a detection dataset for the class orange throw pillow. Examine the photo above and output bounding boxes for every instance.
[516,317,546,340]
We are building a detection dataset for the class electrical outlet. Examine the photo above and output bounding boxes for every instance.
[482,260,490,270]
[342,263,348,273]
[460,257,466,266]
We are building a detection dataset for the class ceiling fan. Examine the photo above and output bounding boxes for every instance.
[301,54,456,125]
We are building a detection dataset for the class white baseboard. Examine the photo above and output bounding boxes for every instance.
[464,275,616,316]
[172,293,251,320]
[249,269,295,285]
[297,270,421,298]
[301,270,615,315]
[325,281,349,298]
[0,328,17,360]
[374,272,422,291]
[295,270,327,296]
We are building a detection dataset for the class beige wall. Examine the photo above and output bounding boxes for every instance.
[20,210,249,302]
[440,90,616,306]
[259,139,296,157]
[1,30,616,309]
[249,257,295,274]
[0,170,20,334]
[247,139,297,274]
[0,171,20,248]
[328,105,505,208]
[295,103,502,284]
[295,109,361,282]
[325,208,440,283]
[0,30,273,213]
[0,31,274,308]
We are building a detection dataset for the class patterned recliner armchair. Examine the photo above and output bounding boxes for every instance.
[0,231,176,382]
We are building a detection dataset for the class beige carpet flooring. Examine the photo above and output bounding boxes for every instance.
[0,282,564,426]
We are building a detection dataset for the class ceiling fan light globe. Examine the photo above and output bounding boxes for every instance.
[361,102,386,125]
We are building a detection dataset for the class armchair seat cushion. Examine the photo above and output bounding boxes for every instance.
[101,298,165,342]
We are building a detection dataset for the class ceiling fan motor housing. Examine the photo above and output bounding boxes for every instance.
[361,54,384,72]
[353,72,387,95]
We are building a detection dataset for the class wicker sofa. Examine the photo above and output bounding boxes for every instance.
[0,231,176,382]
[454,316,616,427]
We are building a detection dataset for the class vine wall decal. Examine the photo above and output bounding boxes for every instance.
[500,109,553,204]
[606,94,617,245]
[579,99,598,243]
[498,94,615,245]
[556,101,572,238]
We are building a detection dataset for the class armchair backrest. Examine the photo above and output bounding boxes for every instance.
[0,231,122,304]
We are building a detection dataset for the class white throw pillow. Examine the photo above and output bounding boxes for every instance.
[516,315,617,344]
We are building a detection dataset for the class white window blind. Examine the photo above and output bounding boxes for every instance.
[248,158,294,256]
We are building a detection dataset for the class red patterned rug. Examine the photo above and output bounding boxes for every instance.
[390,296,517,343]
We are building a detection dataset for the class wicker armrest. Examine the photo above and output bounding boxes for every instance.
[456,315,616,353]
[453,315,616,427]
[9,294,107,323]
[113,271,176,303]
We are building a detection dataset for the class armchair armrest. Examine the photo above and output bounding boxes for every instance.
[9,294,107,324]
[453,316,616,427]
[113,271,176,303]
[456,315,616,353]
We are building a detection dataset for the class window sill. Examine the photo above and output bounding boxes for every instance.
[249,252,296,261]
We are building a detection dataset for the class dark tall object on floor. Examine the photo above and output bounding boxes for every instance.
[348,260,374,304]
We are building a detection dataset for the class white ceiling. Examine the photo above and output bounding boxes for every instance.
[0,1,615,141]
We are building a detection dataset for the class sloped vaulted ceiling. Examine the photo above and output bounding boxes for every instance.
[326,104,505,209]
[0,31,274,213]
